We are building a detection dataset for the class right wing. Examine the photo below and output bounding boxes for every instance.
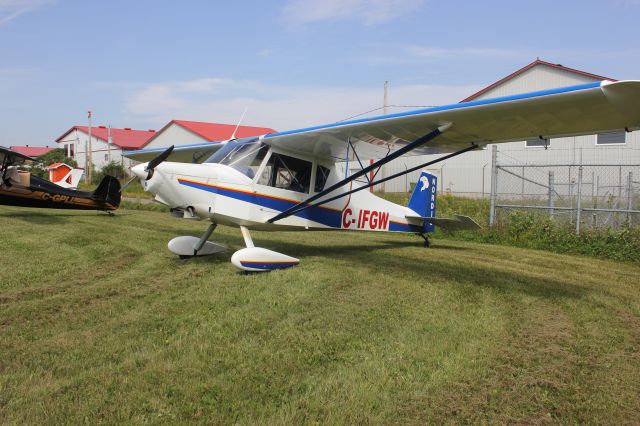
[263,80,640,161]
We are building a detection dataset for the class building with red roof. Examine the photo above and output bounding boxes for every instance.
[143,119,276,151]
[55,125,157,171]
[9,145,55,157]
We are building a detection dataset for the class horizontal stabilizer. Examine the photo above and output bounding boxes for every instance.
[407,214,481,231]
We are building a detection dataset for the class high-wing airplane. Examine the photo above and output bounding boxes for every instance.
[0,146,121,211]
[124,80,640,272]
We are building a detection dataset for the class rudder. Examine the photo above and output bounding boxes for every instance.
[408,170,437,232]
[92,175,121,210]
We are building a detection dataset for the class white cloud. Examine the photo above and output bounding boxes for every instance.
[123,77,481,132]
[0,0,53,25]
[281,0,424,26]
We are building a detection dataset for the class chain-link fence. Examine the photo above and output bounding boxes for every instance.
[489,145,640,230]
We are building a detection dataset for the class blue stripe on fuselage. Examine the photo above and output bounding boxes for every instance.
[178,179,343,228]
[389,221,422,233]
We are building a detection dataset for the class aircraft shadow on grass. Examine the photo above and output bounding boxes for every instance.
[167,229,583,300]
[0,210,116,225]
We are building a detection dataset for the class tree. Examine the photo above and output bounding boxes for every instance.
[30,148,78,179]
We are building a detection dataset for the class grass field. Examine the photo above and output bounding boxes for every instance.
[1,206,640,424]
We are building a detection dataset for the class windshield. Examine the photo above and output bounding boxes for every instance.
[204,138,269,179]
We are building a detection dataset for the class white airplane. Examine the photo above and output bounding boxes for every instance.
[124,80,640,272]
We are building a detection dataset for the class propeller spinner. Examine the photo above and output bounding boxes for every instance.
[123,145,175,192]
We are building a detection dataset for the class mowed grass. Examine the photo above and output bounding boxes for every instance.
[1,206,640,424]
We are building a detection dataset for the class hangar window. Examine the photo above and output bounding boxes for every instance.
[314,165,330,192]
[258,152,312,193]
[596,131,626,145]
[525,138,550,148]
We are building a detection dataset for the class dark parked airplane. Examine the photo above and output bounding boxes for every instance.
[0,146,120,211]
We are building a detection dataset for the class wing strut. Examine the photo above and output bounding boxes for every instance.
[267,123,452,223]
[270,142,478,221]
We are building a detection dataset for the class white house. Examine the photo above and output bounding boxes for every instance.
[55,125,157,171]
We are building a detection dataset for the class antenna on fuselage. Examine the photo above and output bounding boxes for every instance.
[229,107,248,140]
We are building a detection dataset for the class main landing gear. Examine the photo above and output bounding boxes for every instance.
[420,233,431,248]
[168,223,226,258]
[167,223,299,272]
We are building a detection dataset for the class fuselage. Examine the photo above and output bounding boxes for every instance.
[133,141,423,233]
[0,174,119,211]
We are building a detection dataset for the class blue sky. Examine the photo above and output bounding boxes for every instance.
[1,0,640,146]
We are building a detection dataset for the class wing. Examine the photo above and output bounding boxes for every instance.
[264,80,640,160]
[123,141,226,163]
[0,146,35,167]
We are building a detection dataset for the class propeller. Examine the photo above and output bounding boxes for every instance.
[144,145,174,180]
[121,145,174,193]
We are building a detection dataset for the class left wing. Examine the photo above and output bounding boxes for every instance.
[123,141,226,163]
[264,80,640,160]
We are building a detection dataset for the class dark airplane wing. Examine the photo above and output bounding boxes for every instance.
[0,146,35,166]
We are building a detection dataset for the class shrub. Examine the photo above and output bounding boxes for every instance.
[94,161,127,181]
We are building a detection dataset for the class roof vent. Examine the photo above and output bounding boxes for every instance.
[124,127,131,130]
[99,125,106,128]
[148,129,155,132]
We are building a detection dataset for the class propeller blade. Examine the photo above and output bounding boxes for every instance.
[146,145,174,172]
[144,145,174,180]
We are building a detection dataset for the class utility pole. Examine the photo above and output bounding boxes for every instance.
[87,110,93,184]
[107,125,112,163]
[383,80,388,115]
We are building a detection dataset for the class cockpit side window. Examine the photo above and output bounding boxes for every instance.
[257,152,312,194]
[314,165,330,192]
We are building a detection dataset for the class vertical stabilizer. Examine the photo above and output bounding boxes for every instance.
[408,170,437,232]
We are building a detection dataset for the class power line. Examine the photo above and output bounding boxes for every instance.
[336,104,437,123]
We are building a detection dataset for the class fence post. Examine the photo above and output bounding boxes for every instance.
[595,175,599,209]
[482,163,488,198]
[619,165,622,200]
[627,171,633,226]
[576,165,583,234]
[548,170,554,217]
[521,166,525,200]
[489,145,498,226]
